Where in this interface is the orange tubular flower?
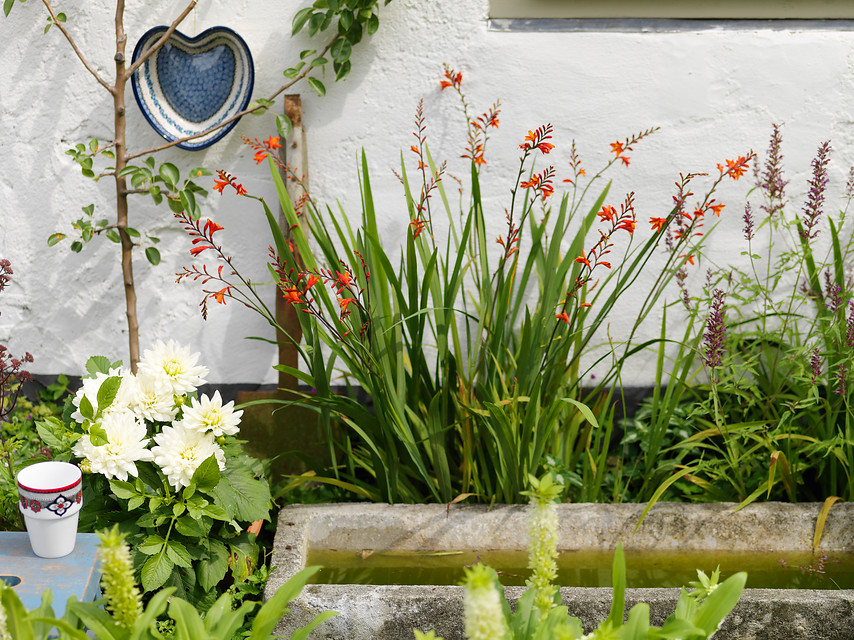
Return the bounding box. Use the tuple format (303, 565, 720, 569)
(304, 274, 320, 290)
(266, 135, 282, 150)
(282, 287, 304, 305)
(610, 141, 625, 156)
(338, 297, 357, 317)
(650, 217, 667, 233)
(709, 202, 725, 216)
(212, 288, 229, 304)
(213, 178, 229, 194)
(597, 206, 616, 222)
(204, 219, 223, 237)
(334, 271, 353, 293)
(681, 254, 696, 266)
(556, 311, 571, 323)
(575, 256, 591, 268)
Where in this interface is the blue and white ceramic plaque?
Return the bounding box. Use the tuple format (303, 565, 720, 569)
(131, 26, 254, 151)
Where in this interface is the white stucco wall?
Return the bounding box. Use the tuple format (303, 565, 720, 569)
(1, 0, 852, 384)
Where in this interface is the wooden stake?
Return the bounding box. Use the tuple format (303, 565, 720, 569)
(276, 95, 308, 391)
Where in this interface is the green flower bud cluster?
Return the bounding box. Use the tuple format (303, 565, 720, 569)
(522, 473, 562, 616)
(97, 525, 143, 629)
(462, 564, 510, 640)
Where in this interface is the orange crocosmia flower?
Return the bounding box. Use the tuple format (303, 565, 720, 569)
(282, 287, 304, 304)
(212, 287, 229, 304)
(266, 136, 282, 150)
(677, 209, 693, 221)
(204, 219, 224, 236)
(681, 254, 696, 266)
(555, 311, 571, 323)
(610, 141, 625, 156)
(726, 156, 749, 180)
(597, 205, 616, 222)
(599, 261, 612, 269)
(538, 142, 555, 154)
(410, 145, 419, 154)
(213, 178, 229, 194)
(338, 297, 357, 315)
(620, 156, 631, 167)
(709, 202, 725, 216)
(234, 183, 247, 196)
(520, 176, 540, 190)
(253, 150, 268, 164)
(649, 217, 667, 233)
(189, 245, 209, 257)
(575, 256, 591, 268)
(579, 302, 592, 308)
(618, 219, 636, 234)
(304, 274, 320, 290)
(334, 271, 352, 293)
(578, 168, 586, 177)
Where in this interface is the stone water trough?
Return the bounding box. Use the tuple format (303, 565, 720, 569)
(265, 502, 854, 639)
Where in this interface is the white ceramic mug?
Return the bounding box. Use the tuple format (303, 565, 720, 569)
(17, 461, 83, 558)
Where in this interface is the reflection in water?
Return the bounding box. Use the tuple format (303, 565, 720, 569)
(307, 548, 854, 590)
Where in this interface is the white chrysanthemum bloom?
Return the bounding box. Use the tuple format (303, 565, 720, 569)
(180, 390, 242, 437)
(70, 368, 132, 423)
(462, 564, 510, 640)
(128, 372, 179, 423)
(151, 422, 225, 489)
(137, 340, 209, 396)
(72, 410, 153, 481)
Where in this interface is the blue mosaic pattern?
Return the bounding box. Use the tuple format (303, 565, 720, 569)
(130, 26, 254, 151)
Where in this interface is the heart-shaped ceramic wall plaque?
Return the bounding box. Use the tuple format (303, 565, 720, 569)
(131, 26, 254, 151)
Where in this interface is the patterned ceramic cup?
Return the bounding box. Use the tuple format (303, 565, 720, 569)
(17, 461, 83, 558)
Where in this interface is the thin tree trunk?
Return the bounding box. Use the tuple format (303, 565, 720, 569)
(113, 0, 140, 372)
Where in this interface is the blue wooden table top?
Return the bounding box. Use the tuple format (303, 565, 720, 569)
(0, 531, 102, 619)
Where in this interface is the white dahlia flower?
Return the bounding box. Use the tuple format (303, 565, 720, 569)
(180, 390, 242, 437)
(128, 373, 179, 423)
(151, 423, 225, 489)
(137, 340, 208, 396)
(72, 410, 153, 481)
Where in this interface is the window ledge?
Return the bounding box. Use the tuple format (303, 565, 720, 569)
(488, 18, 854, 33)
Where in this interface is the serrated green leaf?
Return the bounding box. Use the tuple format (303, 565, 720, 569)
(139, 534, 166, 556)
(141, 553, 174, 591)
(307, 76, 326, 96)
(212, 464, 271, 522)
(198, 539, 229, 591)
(96, 376, 121, 410)
(86, 355, 113, 376)
(78, 395, 94, 420)
(166, 540, 193, 568)
(109, 479, 137, 500)
(175, 514, 207, 537)
(192, 454, 221, 492)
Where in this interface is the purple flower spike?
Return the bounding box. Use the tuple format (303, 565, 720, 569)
(702, 288, 727, 368)
(810, 346, 823, 385)
(743, 202, 755, 242)
(759, 123, 788, 217)
(802, 141, 832, 240)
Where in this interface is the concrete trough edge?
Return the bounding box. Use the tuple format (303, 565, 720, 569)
(266, 502, 854, 640)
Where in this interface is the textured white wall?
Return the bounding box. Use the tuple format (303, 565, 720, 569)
(1, 0, 852, 384)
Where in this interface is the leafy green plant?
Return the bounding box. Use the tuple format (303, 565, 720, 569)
(0, 527, 335, 640)
(413, 474, 747, 640)
(35, 345, 271, 608)
(631, 124, 854, 506)
(2, 0, 391, 369)
(177, 67, 750, 505)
